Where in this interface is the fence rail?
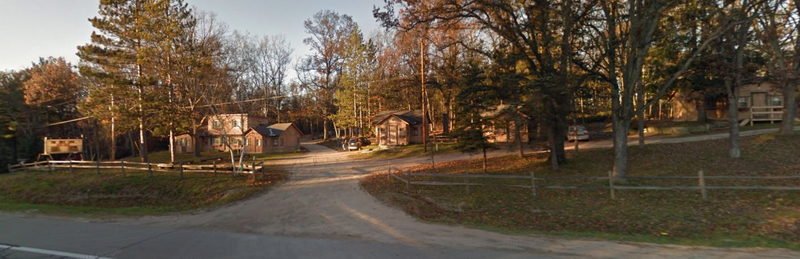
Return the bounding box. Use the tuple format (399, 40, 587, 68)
(386, 168, 800, 200)
(8, 159, 265, 175)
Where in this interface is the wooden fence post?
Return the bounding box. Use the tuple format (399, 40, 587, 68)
(147, 162, 153, 177)
(608, 171, 615, 200)
(68, 160, 74, 174)
(530, 171, 536, 198)
(95, 159, 100, 175)
(698, 170, 708, 201)
(179, 162, 184, 179)
(120, 161, 126, 175)
(213, 161, 217, 175)
(260, 162, 266, 182)
(405, 170, 411, 192)
(48, 159, 53, 172)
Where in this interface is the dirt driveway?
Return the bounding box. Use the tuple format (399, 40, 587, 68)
(120, 140, 800, 258)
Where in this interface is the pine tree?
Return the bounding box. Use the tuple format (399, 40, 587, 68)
(453, 60, 495, 173)
(77, 0, 195, 162)
(333, 25, 376, 137)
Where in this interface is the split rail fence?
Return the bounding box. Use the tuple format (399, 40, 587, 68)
(8, 159, 265, 175)
(386, 167, 800, 200)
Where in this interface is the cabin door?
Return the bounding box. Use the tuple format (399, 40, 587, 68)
(247, 136, 259, 153)
(752, 92, 767, 107)
(388, 125, 397, 145)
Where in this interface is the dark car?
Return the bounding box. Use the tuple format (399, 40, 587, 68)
(357, 137, 371, 146)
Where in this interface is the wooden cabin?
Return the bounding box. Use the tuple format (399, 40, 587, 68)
(669, 81, 799, 124)
(480, 104, 530, 143)
(174, 114, 302, 154)
(243, 123, 303, 153)
(372, 110, 426, 146)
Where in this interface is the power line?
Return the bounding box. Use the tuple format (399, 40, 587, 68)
(46, 95, 290, 127)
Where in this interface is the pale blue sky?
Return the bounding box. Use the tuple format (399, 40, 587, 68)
(0, 0, 384, 71)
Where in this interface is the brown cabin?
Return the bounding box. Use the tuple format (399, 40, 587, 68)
(174, 114, 303, 154)
(670, 81, 799, 124)
(480, 104, 530, 143)
(372, 110, 426, 146)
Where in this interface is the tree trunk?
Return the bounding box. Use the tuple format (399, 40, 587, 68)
(779, 82, 797, 135)
(482, 147, 487, 173)
(725, 78, 741, 158)
(551, 118, 567, 165)
(323, 119, 329, 140)
(612, 117, 630, 180)
(515, 119, 524, 157)
(637, 83, 646, 146)
(192, 122, 201, 157)
(697, 98, 708, 123)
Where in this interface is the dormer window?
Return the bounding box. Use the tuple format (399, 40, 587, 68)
(212, 119, 222, 130)
(232, 118, 241, 128)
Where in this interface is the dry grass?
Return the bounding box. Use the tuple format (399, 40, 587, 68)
(361, 133, 800, 249)
(0, 168, 287, 215)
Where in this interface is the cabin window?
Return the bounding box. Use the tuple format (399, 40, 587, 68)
(770, 96, 783, 106)
(213, 137, 221, 145)
(411, 126, 418, 136)
(257, 139, 261, 146)
(737, 97, 749, 108)
(273, 138, 280, 146)
(212, 119, 222, 130)
(244, 138, 248, 146)
(231, 118, 241, 128)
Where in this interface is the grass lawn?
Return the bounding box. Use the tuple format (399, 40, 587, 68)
(123, 149, 306, 164)
(361, 133, 800, 249)
(349, 143, 459, 160)
(0, 168, 287, 216)
(645, 119, 800, 137)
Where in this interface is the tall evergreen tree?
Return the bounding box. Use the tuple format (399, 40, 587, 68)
(77, 0, 194, 162)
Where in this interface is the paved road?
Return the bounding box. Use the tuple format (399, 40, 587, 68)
(2, 129, 799, 258)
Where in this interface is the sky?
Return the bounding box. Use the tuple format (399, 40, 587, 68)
(0, 0, 384, 72)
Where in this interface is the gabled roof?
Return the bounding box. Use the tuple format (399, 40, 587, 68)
(247, 122, 301, 137)
(372, 110, 425, 125)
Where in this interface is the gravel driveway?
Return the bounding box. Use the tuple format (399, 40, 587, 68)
(122, 140, 800, 258)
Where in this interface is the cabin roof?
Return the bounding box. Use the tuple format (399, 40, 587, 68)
(248, 122, 298, 137)
(372, 110, 425, 125)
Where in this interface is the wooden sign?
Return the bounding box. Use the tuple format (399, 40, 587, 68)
(43, 137, 83, 155)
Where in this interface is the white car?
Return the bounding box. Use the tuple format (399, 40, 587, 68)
(346, 139, 362, 151)
(567, 125, 590, 141)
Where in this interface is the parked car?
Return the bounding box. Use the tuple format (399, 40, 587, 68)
(346, 138, 362, 151)
(357, 137, 371, 146)
(567, 125, 590, 141)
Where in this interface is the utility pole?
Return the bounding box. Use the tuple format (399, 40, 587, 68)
(165, 2, 175, 164)
(420, 38, 428, 152)
(110, 94, 116, 160)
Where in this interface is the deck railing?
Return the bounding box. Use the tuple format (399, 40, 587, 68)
(749, 105, 783, 125)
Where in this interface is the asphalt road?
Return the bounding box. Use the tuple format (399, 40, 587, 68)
(0, 215, 552, 259)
